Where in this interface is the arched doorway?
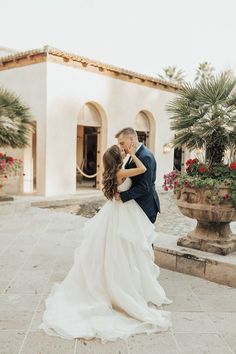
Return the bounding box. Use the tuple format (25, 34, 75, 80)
(134, 111, 155, 152)
(76, 102, 106, 189)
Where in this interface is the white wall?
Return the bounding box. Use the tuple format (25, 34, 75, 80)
(46, 61, 176, 194)
(0, 60, 176, 196)
(0, 63, 47, 195)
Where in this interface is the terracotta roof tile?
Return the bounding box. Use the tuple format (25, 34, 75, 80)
(0, 45, 180, 90)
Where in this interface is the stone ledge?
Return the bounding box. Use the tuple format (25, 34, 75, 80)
(154, 233, 236, 288)
(0, 199, 32, 215)
(0, 191, 104, 214)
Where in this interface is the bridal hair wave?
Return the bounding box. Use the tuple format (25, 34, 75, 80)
(102, 145, 123, 200)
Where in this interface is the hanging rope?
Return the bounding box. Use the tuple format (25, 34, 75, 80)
(76, 164, 99, 178)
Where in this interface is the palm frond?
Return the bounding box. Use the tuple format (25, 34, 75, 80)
(158, 66, 186, 84)
(166, 73, 236, 164)
(0, 88, 34, 148)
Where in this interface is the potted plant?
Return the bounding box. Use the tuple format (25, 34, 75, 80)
(0, 153, 23, 201)
(0, 88, 33, 200)
(164, 73, 236, 255)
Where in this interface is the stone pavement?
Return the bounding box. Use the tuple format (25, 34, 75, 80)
(0, 196, 236, 354)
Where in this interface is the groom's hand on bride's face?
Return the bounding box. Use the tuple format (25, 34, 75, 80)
(120, 148, 126, 159)
(127, 142, 136, 156)
(115, 192, 121, 201)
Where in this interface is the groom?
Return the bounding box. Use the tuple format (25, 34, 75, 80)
(115, 127, 160, 224)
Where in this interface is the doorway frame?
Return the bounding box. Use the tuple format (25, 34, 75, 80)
(77, 102, 107, 189)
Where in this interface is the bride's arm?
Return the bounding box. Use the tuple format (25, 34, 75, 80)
(117, 147, 146, 179)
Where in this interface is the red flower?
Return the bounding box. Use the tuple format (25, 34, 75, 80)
(186, 159, 193, 166)
(186, 166, 191, 173)
(0, 160, 6, 168)
(223, 194, 231, 200)
(198, 166, 207, 174)
(186, 158, 199, 166)
(229, 162, 236, 171)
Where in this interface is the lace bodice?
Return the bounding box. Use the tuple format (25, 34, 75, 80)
(117, 177, 132, 192)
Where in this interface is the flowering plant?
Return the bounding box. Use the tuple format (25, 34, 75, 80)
(164, 72, 236, 209)
(0, 153, 23, 184)
(163, 159, 236, 208)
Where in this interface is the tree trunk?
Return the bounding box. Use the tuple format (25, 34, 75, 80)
(205, 131, 225, 166)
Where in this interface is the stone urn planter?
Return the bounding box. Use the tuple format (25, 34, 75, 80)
(176, 185, 236, 255)
(0, 183, 14, 202)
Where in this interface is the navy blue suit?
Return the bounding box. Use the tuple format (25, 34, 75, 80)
(120, 144, 160, 224)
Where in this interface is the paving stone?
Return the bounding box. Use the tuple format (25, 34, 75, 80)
(0, 193, 235, 354)
(20, 330, 75, 354)
(76, 338, 129, 354)
(196, 294, 236, 312)
(208, 312, 236, 333)
(174, 332, 233, 354)
(221, 333, 236, 353)
(163, 294, 202, 312)
(172, 312, 216, 333)
(0, 330, 25, 354)
(0, 310, 33, 330)
(127, 332, 180, 354)
(0, 293, 41, 312)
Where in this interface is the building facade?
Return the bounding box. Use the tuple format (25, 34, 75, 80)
(0, 46, 179, 196)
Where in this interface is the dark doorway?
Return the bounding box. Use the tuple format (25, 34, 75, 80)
(136, 131, 149, 147)
(84, 127, 97, 176)
(76, 126, 98, 188)
(173, 147, 182, 171)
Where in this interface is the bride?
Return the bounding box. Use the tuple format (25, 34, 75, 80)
(40, 143, 172, 342)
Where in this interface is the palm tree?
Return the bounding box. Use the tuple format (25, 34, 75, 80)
(0, 88, 33, 148)
(195, 61, 215, 83)
(167, 73, 236, 167)
(158, 66, 185, 84)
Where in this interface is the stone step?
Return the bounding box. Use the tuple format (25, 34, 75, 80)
(0, 190, 104, 214)
(155, 233, 236, 288)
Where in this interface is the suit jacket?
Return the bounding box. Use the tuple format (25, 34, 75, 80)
(120, 144, 160, 223)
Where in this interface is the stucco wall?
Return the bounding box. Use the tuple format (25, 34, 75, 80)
(46, 61, 175, 195)
(0, 59, 176, 196)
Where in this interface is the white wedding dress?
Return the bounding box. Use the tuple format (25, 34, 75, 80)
(40, 177, 172, 342)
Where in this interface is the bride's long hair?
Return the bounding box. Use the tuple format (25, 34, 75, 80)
(102, 145, 123, 200)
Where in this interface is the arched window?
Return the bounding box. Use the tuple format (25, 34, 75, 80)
(134, 111, 150, 147)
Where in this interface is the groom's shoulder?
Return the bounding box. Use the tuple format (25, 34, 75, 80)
(140, 146, 156, 162)
(142, 145, 154, 158)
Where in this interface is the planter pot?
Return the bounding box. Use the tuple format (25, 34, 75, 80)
(176, 185, 236, 255)
(0, 183, 14, 202)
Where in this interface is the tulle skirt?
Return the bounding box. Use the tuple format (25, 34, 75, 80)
(40, 199, 172, 342)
